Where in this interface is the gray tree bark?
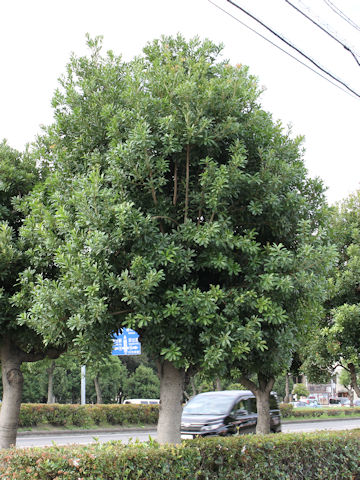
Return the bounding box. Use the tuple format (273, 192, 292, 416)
(47, 360, 56, 404)
(240, 373, 275, 435)
(157, 360, 185, 444)
(0, 339, 24, 449)
(0, 337, 63, 449)
(349, 363, 360, 398)
(284, 373, 290, 403)
(94, 375, 103, 404)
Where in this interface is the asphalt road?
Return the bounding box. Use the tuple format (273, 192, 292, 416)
(15, 418, 360, 448)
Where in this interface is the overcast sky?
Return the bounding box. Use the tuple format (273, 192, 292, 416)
(1, 0, 359, 204)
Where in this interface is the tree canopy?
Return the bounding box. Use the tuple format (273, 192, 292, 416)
(14, 34, 335, 442)
(303, 192, 360, 398)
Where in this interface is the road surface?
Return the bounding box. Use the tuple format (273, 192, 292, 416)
(16, 418, 360, 448)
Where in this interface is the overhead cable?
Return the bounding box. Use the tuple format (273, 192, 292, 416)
(284, 0, 360, 67)
(323, 0, 360, 33)
(225, 0, 360, 98)
(207, 0, 359, 100)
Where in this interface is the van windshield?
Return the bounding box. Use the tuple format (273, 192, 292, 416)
(183, 394, 236, 415)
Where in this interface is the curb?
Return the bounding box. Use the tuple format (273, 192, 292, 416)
(17, 426, 157, 437)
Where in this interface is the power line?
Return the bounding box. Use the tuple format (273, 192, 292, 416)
(225, 0, 360, 98)
(323, 0, 360, 33)
(207, 0, 359, 100)
(284, 0, 360, 67)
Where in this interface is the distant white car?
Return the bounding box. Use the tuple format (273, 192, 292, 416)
(123, 398, 160, 405)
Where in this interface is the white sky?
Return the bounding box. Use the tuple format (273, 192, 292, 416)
(1, 0, 359, 204)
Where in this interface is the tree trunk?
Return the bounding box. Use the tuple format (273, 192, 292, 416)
(215, 377, 222, 391)
(0, 339, 24, 449)
(349, 363, 360, 398)
(240, 373, 275, 435)
(190, 376, 197, 397)
(94, 375, 103, 404)
(157, 360, 185, 444)
(255, 388, 272, 434)
(47, 360, 56, 404)
(349, 388, 354, 407)
(284, 373, 290, 403)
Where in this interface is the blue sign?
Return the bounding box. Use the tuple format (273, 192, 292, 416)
(112, 328, 141, 356)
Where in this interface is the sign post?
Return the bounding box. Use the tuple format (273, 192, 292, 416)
(81, 365, 86, 405)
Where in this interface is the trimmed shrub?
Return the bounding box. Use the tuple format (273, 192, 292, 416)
(279, 403, 360, 419)
(279, 402, 293, 418)
(1, 430, 360, 479)
(16, 403, 159, 429)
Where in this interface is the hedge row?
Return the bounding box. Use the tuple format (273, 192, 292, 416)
(17, 404, 159, 428)
(1, 430, 360, 479)
(279, 403, 360, 418)
(15, 402, 360, 428)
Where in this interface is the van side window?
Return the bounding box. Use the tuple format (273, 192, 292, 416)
(231, 399, 249, 416)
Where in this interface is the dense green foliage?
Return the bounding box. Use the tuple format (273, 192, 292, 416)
(2, 431, 360, 479)
(292, 383, 309, 398)
(0, 141, 40, 347)
(18, 355, 159, 404)
(302, 191, 360, 395)
(12, 402, 360, 426)
(14, 35, 335, 413)
(279, 403, 360, 418)
(16, 403, 159, 428)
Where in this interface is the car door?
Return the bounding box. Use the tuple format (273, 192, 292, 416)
(229, 397, 256, 435)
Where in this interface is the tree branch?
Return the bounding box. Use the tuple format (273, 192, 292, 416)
(151, 215, 179, 226)
(173, 160, 178, 206)
(184, 144, 190, 222)
(109, 309, 133, 316)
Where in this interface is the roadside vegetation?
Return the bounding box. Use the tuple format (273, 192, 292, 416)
(0, 32, 359, 454)
(2, 431, 360, 480)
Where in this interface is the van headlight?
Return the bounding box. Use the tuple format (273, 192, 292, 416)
(201, 423, 223, 432)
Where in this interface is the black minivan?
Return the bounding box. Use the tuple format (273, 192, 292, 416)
(181, 390, 281, 438)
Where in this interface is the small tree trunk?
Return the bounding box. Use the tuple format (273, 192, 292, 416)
(215, 377, 222, 391)
(284, 373, 290, 403)
(190, 376, 197, 397)
(349, 363, 360, 398)
(47, 360, 56, 404)
(255, 389, 272, 434)
(349, 389, 354, 407)
(0, 339, 24, 449)
(157, 360, 185, 444)
(240, 373, 275, 435)
(94, 375, 103, 404)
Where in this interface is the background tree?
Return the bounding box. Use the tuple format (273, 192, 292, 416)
(292, 383, 309, 399)
(17, 35, 334, 442)
(302, 192, 360, 401)
(0, 141, 66, 448)
(338, 369, 357, 406)
(122, 364, 160, 400)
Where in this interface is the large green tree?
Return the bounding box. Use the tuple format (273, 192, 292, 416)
(303, 192, 360, 399)
(0, 141, 64, 448)
(16, 35, 334, 442)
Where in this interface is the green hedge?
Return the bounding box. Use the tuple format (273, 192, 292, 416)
(279, 403, 360, 419)
(15, 403, 360, 428)
(17, 404, 159, 428)
(1, 430, 360, 479)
